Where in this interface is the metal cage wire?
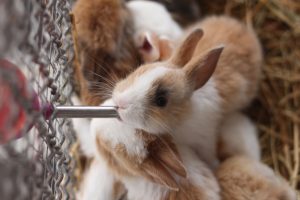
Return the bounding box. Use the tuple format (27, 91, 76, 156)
(0, 0, 76, 199)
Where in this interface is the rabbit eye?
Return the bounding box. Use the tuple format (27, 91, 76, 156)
(154, 88, 168, 107)
(156, 96, 167, 107)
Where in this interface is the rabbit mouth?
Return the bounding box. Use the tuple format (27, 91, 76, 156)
(117, 114, 123, 122)
(115, 108, 123, 122)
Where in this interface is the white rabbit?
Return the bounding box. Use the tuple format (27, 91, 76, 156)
(127, 0, 183, 63)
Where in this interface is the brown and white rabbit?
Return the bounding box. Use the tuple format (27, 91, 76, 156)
(217, 156, 297, 200)
(72, 0, 141, 106)
(216, 111, 296, 200)
(90, 16, 262, 198)
(91, 99, 220, 200)
(78, 14, 262, 199)
(106, 16, 262, 168)
(127, 0, 183, 63)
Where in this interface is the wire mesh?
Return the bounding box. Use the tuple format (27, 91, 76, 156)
(0, 0, 76, 199)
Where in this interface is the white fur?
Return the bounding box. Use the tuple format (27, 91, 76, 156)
(90, 100, 167, 200)
(116, 66, 170, 104)
(91, 99, 147, 159)
(127, 0, 182, 41)
(71, 96, 96, 157)
(92, 116, 169, 200)
(140, 31, 161, 61)
(123, 176, 168, 200)
(72, 97, 123, 200)
(121, 145, 220, 200)
(113, 66, 173, 133)
(219, 112, 261, 160)
(77, 157, 120, 200)
(178, 146, 221, 200)
(174, 78, 222, 168)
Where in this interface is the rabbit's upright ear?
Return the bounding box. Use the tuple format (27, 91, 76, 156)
(184, 45, 224, 90)
(158, 37, 174, 61)
(136, 31, 160, 63)
(170, 29, 203, 67)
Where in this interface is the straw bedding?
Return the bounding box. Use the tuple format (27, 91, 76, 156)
(197, 0, 300, 195)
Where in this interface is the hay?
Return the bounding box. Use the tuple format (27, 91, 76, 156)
(198, 0, 300, 195)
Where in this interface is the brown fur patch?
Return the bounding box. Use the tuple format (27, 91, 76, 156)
(187, 16, 263, 113)
(170, 29, 203, 67)
(163, 161, 220, 200)
(164, 181, 207, 200)
(114, 62, 193, 133)
(217, 137, 233, 162)
(216, 156, 297, 200)
(95, 128, 221, 199)
(144, 71, 192, 131)
(159, 38, 174, 61)
(138, 132, 187, 178)
(112, 179, 127, 200)
(72, 0, 141, 106)
(95, 136, 132, 178)
(95, 129, 188, 191)
(184, 46, 224, 90)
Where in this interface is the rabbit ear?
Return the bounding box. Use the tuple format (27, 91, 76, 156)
(153, 136, 187, 178)
(158, 37, 174, 61)
(142, 157, 179, 191)
(139, 131, 187, 178)
(136, 31, 160, 63)
(184, 45, 224, 90)
(136, 131, 185, 190)
(170, 29, 203, 67)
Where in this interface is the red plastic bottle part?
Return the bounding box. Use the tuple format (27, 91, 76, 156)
(0, 59, 41, 144)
